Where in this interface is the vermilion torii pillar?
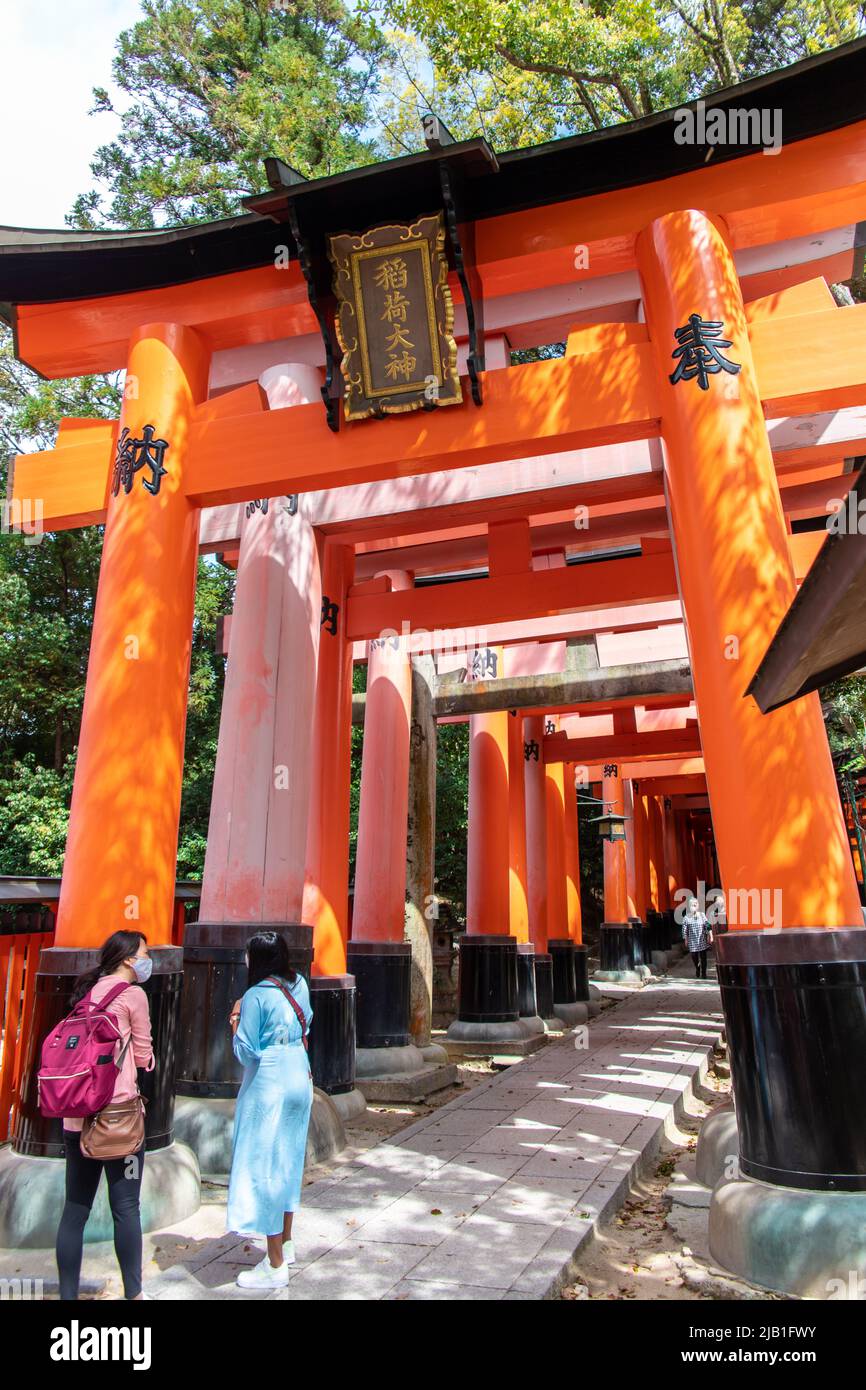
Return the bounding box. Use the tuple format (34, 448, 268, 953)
(507, 710, 544, 1031)
(628, 780, 649, 923)
(507, 711, 530, 946)
(523, 714, 557, 1025)
(349, 576, 453, 1092)
(563, 762, 592, 1010)
(349, 570, 416, 1075)
(448, 651, 543, 1053)
(598, 763, 645, 979)
(176, 366, 329, 1122)
(14, 323, 208, 1196)
(544, 722, 584, 1023)
(302, 538, 360, 1104)
(638, 209, 865, 1202)
(304, 540, 354, 978)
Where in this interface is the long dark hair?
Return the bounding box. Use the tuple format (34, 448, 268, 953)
(246, 930, 297, 989)
(70, 930, 148, 1007)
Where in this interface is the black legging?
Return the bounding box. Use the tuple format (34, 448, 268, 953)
(56, 1130, 145, 1300)
(691, 949, 708, 979)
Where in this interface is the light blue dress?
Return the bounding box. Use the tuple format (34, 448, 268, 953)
(226, 975, 314, 1235)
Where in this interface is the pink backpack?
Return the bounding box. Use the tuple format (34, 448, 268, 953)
(37, 982, 132, 1119)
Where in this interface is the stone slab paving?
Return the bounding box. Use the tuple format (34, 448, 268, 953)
(143, 964, 723, 1301)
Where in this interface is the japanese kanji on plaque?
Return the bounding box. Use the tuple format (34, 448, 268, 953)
(328, 212, 462, 421)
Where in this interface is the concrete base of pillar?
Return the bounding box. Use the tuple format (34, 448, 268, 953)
(543, 1015, 567, 1033)
(355, 1043, 425, 1077)
(552, 1001, 589, 1026)
(586, 983, 603, 1017)
(420, 1042, 451, 1066)
(651, 950, 670, 973)
(327, 1088, 368, 1124)
(443, 1018, 547, 1059)
(592, 968, 648, 986)
(173, 1089, 347, 1174)
(0, 1141, 200, 1250)
(519, 1015, 546, 1039)
(695, 1103, 739, 1189)
(708, 1173, 866, 1298)
(354, 1044, 457, 1102)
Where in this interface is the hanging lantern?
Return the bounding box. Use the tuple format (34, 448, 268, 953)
(590, 812, 628, 842)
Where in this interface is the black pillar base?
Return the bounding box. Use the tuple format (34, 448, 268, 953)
(309, 974, 356, 1096)
(628, 917, 651, 968)
(176, 921, 313, 1099)
(646, 910, 666, 956)
(455, 935, 518, 1023)
(663, 908, 678, 949)
(548, 938, 578, 1005)
(573, 944, 590, 1002)
(13, 945, 183, 1159)
(533, 952, 555, 1019)
(718, 928, 866, 1191)
(347, 941, 412, 1047)
(599, 923, 638, 973)
(516, 943, 539, 1018)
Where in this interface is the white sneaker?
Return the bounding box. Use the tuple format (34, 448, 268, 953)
(283, 1239, 296, 1266)
(236, 1256, 289, 1289)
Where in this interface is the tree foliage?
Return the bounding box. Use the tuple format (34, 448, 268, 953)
(369, 0, 866, 153)
(70, 0, 387, 228)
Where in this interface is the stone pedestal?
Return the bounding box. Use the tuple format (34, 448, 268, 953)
(548, 937, 588, 1026)
(532, 952, 563, 1032)
(445, 935, 545, 1057)
(717, 928, 866, 1190)
(593, 922, 649, 984)
(704, 928, 866, 1297)
(308, 974, 365, 1119)
(173, 1087, 346, 1176)
(515, 943, 547, 1043)
(349, 941, 456, 1097)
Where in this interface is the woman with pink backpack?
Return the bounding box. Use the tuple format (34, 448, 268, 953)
(50, 930, 155, 1300)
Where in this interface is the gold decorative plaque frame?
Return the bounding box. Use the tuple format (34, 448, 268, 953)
(328, 211, 462, 421)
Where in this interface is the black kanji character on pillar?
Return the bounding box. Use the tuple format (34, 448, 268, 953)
(471, 649, 498, 679)
(545, 719, 555, 735)
(111, 425, 170, 498)
(669, 315, 741, 391)
(603, 763, 619, 778)
(321, 596, 339, 635)
(524, 740, 540, 762)
(245, 498, 270, 519)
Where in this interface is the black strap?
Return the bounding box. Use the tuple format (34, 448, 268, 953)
(265, 976, 307, 1038)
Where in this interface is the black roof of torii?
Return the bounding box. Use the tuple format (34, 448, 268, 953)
(1, 37, 865, 310)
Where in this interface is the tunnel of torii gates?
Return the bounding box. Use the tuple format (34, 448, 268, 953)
(3, 42, 866, 1241)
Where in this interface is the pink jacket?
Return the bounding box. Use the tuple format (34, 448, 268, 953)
(63, 976, 155, 1132)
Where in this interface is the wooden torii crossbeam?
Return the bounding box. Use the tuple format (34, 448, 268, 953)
(11, 302, 866, 526)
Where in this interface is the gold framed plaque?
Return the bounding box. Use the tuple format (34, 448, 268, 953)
(328, 212, 462, 421)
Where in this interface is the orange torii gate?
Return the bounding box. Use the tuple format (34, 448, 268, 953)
(2, 42, 866, 1275)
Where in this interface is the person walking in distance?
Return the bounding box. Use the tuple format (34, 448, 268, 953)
(682, 896, 712, 979)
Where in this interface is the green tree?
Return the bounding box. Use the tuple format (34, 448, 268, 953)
(70, 0, 387, 228)
(369, 1, 865, 153)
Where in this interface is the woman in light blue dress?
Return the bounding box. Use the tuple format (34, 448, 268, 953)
(227, 930, 313, 1290)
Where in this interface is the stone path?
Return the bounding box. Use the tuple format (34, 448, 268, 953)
(144, 962, 724, 1301)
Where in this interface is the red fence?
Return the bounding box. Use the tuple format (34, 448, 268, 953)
(0, 911, 55, 1142)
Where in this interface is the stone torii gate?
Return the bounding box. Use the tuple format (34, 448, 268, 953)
(2, 43, 866, 1284)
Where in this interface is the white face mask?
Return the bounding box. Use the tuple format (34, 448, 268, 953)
(131, 956, 153, 984)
